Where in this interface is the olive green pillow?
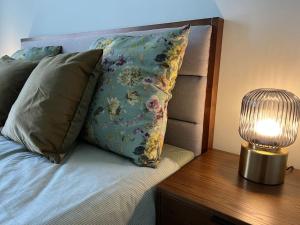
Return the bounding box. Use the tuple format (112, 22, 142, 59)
(0, 56, 38, 126)
(1, 49, 103, 163)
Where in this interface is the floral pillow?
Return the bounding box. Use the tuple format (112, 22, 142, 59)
(83, 25, 190, 167)
(11, 46, 62, 61)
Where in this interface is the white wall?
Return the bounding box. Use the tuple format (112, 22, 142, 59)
(1, 0, 300, 168)
(214, 0, 300, 169)
(0, 0, 220, 55)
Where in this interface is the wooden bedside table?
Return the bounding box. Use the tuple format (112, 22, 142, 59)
(156, 149, 300, 225)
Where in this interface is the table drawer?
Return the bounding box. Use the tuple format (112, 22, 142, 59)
(157, 190, 248, 225)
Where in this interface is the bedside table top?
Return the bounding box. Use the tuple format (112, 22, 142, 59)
(157, 149, 300, 225)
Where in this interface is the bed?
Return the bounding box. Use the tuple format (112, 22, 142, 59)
(0, 17, 223, 225)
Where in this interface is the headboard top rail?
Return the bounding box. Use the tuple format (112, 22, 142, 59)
(22, 17, 222, 43)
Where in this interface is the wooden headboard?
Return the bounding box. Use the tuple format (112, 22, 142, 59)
(21, 17, 224, 155)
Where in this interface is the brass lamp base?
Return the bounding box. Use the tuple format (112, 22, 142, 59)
(239, 143, 288, 185)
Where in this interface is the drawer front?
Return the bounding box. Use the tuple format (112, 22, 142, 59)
(157, 191, 247, 225)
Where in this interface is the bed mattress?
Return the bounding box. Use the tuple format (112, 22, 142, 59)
(0, 133, 194, 225)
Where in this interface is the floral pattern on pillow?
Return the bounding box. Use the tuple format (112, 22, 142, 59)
(11, 46, 62, 61)
(83, 25, 190, 167)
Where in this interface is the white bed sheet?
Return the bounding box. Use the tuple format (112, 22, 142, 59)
(0, 134, 194, 225)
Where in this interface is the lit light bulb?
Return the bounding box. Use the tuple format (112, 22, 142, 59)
(254, 119, 281, 137)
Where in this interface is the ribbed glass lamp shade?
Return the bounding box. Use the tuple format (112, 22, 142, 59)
(239, 88, 300, 149)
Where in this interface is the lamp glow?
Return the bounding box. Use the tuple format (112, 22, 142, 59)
(254, 119, 281, 137)
(239, 88, 300, 149)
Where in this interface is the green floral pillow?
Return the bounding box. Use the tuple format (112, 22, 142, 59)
(11, 46, 62, 61)
(83, 26, 190, 167)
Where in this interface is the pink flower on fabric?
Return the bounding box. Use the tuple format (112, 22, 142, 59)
(116, 55, 126, 66)
(146, 95, 161, 112)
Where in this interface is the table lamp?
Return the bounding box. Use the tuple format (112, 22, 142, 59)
(238, 88, 300, 185)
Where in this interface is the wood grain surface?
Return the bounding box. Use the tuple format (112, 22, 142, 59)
(157, 149, 300, 225)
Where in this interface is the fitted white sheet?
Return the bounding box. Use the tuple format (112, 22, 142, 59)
(0, 134, 194, 225)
